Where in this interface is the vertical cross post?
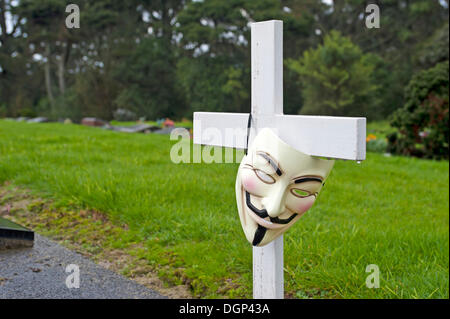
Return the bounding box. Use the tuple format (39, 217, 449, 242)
(250, 20, 284, 299)
(193, 19, 366, 300)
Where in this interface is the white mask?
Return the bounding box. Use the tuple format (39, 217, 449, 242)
(235, 128, 334, 246)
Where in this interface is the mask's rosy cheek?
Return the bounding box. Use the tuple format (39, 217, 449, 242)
(242, 175, 258, 193)
(297, 196, 316, 214)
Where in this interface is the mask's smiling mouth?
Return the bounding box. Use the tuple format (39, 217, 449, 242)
(244, 191, 297, 230)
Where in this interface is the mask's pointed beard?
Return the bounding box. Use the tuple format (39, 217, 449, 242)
(252, 225, 267, 246)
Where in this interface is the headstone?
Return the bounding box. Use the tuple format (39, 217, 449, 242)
(113, 108, 137, 122)
(81, 117, 108, 127)
(109, 123, 159, 133)
(0, 217, 34, 250)
(27, 117, 49, 123)
(153, 127, 176, 135)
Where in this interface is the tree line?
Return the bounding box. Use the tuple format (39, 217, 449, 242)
(0, 0, 448, 122)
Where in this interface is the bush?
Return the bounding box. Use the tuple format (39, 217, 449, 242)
(18, 107, 37, 118)
(367, 138, 388, 153)
(388, 61, 449, 159)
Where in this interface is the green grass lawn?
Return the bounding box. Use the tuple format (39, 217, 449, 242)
(0, 120, 448, 298)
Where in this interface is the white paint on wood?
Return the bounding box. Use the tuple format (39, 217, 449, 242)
(253, 235, 284, 299)
(250, 20, 285, 301)
(272, 114, 366, 160)
(251, 20, 283, 116)
(193, 112, 249, 148)
(193, 112, 366, 160)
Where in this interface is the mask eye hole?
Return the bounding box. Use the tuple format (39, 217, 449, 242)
(254, 169, 275, 184)
(291, 188, 314, 198)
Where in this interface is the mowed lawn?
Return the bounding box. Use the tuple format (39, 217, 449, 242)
(0, 120, 448, 298)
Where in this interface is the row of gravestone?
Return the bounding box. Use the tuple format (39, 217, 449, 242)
(81, 117, 188, 135)
(5, 116, 190, 136)
(10, 116, 50, 123)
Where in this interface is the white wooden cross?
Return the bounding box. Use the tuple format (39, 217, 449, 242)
(193, 20, 366, 299)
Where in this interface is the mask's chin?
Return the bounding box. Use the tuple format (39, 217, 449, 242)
(238, 185, 301, 247)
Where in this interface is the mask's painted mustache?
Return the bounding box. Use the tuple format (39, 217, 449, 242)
(270, 214, 297, 224)
(245, 191, 298, 224)
(245, 191, 268, 218)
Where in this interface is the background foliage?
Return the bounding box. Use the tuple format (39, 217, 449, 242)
(389, 61, 449, 159)
(0, 0, 449, 156)
(287, 31, 378, 117)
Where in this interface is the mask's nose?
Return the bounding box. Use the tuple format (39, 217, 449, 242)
(261, 185, 287, 218)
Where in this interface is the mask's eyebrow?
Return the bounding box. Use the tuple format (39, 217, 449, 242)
(294, 176, 323, 184)
(257, 152, 282, 176)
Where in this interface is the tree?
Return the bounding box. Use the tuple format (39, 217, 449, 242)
(138, 0, 187, 44)
(176, 0, 318, 115)
(415, 22, 449, 69)
(1, 0, 448, 122)
(0, 0, 34, 115)
(312, 0, 449, 117)
(114, 38, 186, 119)
(287, 31, 378, 117)
(17, 0, 70, 115)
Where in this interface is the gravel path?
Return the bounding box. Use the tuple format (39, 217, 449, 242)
(0, 234, 166, 299)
